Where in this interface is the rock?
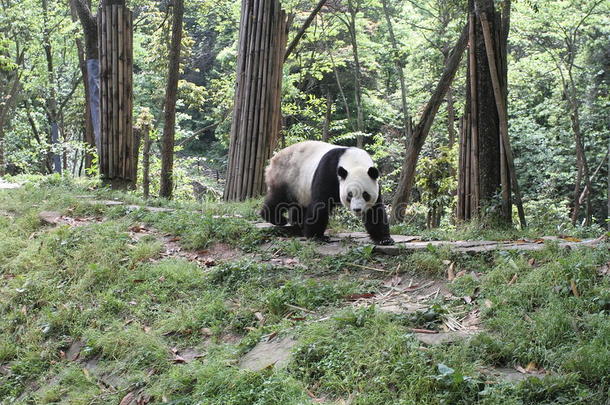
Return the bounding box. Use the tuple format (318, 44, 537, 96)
(39, 211, 63, 225)
(413, 331, 473, 345)
(238, 336, 296, 371)
(315, 244, 349, 256)
(66, 340, 85, 361)
(377, 302, 427, 315)
(479, 367, 538, 383)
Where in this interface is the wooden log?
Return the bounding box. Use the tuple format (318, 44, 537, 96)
(479, 12, 527, 228)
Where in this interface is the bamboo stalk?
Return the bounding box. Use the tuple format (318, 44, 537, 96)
(225, 0, 250, 200)
(479, 12, 527, 228)
(235, 0, 258, 200)
(246, 0, 267, 198)
(98, 6, 107, 175)
(252, 0, 273, 196)
(118, 7, 124, 178)
(465, 113, 471, 220)
(127, 10, 134, 181)
(468, 12, 479, 215)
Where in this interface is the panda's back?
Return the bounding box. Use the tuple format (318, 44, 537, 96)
(266, 141, 345, 205)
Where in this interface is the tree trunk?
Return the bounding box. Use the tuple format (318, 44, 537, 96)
(223, 0, 288, 201)
(390, 24, 468, 223)
(42, 0, 61, 173)
(456, 0, 519, 225)
(142, 126, 152, 198)
(322, 87, 332, 141)
(284, 0, 327, 61)
(381, 0, 412, 140)
(71, 0, 99, 168)
(159, 0, 184, 199)
(346, 0, 364, 148)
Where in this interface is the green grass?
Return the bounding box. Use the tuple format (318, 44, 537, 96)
(1, 178, 609, 404)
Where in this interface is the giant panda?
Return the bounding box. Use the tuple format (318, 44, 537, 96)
(261, 141, 395, 245)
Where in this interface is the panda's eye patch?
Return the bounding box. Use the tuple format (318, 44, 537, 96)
(363, 192, 371, 202)
(347, 191, 353, 199)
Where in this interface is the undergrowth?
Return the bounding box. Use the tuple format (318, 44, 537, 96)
(0, 179, 609, 404)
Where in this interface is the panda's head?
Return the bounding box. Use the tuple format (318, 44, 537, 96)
(337, 165, 379, 215)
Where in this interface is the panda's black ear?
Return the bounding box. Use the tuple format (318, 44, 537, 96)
(368, 167, 380, 180)
(337, 166, 348, 180)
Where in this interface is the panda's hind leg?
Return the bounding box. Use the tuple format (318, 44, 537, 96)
(260, 184, 290, 226)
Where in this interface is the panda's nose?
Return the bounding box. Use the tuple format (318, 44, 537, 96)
(353, 208, 362, 214)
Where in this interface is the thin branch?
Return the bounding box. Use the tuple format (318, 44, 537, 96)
(284, 0, 328, 61)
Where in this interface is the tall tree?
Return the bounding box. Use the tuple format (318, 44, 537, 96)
(381, 0, 412, 142)
(391, 24, 468, 223)
(42, 0, 61, 173)
(159, 0, 185, 199)
(71, 0, 100, 169)
(456, 0, 525, 225)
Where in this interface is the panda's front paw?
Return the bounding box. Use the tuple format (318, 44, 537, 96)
(375, 237, 395, 246)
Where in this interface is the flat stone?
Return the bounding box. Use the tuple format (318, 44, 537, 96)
(39, 211, 63, 225)
(480, 367, 537, 383)
(315, 244, 350, 256)
(238, 336, 296, 371)
(413, 331, 473, 345)
(66, 340, 85, 361)
(377, 302, 427, 314)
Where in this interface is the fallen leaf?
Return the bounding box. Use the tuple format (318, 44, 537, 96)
(169, 236, 181, 242)
(172, 355, 187, 364)
(528, 258, 536, 267)
(201, 328, 213, 336)
(525, 362, 538, 373)
(508, 274, 518, 285)
(561, 236, 581, 242)
(515, 365, 527, 374)
(483, 299, 493, 308)
(455, 270, 466, 278)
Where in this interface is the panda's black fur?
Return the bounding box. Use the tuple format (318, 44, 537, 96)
(261, 141, 394, 245)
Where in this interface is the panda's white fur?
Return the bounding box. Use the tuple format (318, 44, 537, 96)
(265, 141, 377, 212)
(262, 141, 394, 245)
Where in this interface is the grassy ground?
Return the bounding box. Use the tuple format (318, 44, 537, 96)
(1, 177, 609, 404)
